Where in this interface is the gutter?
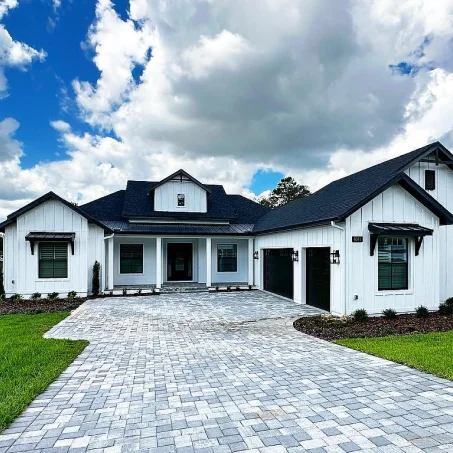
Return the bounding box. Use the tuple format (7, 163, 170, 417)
(103, 233, 115, 241)
(331, 221, 347, 315)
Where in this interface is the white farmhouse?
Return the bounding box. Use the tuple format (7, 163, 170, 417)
(2, 142, 453, 315)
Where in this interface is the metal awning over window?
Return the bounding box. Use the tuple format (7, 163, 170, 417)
(368, 223, 433, 257)
(25, 232, 75, 255)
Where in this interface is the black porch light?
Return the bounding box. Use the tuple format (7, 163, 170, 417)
(292, 250, 299, 262)
(330, 250, 340, 264)
(253, 251, 259, 260)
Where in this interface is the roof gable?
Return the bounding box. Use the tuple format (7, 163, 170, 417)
(254, 142, 453, 233)
(0, 192, 112, 233)
(150, 169, 212, 194)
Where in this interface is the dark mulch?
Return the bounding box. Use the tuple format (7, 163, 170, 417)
(293, 313, 453, 341)
(0, 298, 87, 315)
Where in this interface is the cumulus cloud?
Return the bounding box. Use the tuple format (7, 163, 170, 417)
(0, 0, 46, 95)
(2, 0, 453, 219)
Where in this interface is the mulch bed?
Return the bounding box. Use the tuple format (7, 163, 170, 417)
(293, 313, 453, 341)
(0, 298, 87, 315)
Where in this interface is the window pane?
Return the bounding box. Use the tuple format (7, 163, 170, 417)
(218, 244, 237, 272)
(39, 242, 68, 279)
(120, 244, 143, 274)
(378, 237, 408, 290)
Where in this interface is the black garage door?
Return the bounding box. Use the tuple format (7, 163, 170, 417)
(263, 249, 294, 299)
(306, 247, 331, 311)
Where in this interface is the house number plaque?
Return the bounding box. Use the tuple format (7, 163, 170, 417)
(352, 236, 363, 243)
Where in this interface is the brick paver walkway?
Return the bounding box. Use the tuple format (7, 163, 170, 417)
(1, 292, 453, 453)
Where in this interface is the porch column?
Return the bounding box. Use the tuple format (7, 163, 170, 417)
(248, 238, 254, 286)
(156, 237, 162, 289)
(108, 236, 114, 290)
(206, 237, 212, 287)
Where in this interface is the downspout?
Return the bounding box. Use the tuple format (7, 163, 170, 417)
(331, 221, 347, 315)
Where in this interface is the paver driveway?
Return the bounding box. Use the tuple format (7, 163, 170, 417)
(1, 292, 453, 453)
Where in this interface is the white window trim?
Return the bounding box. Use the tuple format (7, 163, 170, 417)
(375, 236, 414, 295)
(217, 243, 238, 274)
(119, 243, 145, 275)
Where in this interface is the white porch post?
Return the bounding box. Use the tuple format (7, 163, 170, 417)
(248, 238, 254, 286)
(108, 236, 114, 290)
(156, 237, 162, 289)
(206, 237, 212, 287)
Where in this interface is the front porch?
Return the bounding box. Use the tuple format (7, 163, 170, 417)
(104, 236, 254, 290)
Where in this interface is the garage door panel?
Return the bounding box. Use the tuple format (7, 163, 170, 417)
(306, 247, 330, 311)
(263, 249, 294, 299)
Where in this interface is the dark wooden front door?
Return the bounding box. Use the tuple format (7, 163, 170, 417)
(263, 248, 294, 299)
(306, 247, 331, 311)
(167, 243, 193, 281)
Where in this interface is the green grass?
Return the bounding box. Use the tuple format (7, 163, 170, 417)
(0, 313, 88, 430)
(336, 331, 453, 381)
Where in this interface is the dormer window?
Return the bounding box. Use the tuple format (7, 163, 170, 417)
(177, 194, 185, 207)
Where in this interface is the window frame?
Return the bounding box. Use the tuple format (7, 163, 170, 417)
(425, 169, 436, 191)
(177, 194, 185, 207)
(217, 244, 238, 273)
(119, 243, 144, 275)
(377, 236, 410, 292)
(38, 242, 69, 280)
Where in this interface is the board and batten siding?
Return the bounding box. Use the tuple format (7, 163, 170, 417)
(154, 180, 207, 213)
(87, 224, 105, 293)
(406, 162, 453, 301)
(345, 184, 439, 315)
(4, 199, 90, 297)
(254, 225, 345, 314)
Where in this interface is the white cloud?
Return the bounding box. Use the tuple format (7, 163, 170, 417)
(50, 120, 71, 133)
(0, 1, 46, 96)
(3, 0, 453, 219)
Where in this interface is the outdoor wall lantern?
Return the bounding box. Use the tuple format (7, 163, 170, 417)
(292, 250, 299, 262)
(253, 251, 259, 260)
(330, 250, 340, 264)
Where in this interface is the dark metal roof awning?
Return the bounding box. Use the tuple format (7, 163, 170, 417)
(25, 232, 75, 255)
(368, 223, 433, 257)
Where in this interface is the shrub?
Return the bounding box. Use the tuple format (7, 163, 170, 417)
(439, 301, 453, 315)
(67, 291, 77, 300)
(382, 308, 397, 319)
(9, 293, 23, 302)
(92, 261, 100, 296)
(122, 288, 127, 296)
(352, 309, 369, 323)
(415, 305, 429, 318)
(0, 270, 4, 300)
(47, 292, 59, 301)
(30, 292, 42, 300)
(445, 297, 453, 307)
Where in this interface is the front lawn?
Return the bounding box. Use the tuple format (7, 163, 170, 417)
(336, 331, 453, 380)
(0, 313, 88, 431)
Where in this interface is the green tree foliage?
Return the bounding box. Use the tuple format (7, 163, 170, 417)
(258, 176, 311, 208)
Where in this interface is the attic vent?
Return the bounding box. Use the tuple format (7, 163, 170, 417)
(425, 170, 435, 191)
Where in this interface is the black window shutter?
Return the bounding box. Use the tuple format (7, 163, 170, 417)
(425, 170, 435, 191)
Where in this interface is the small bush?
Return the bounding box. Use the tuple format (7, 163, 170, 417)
(10, 293, 23, 302)
(30, 292, 42, 300)
(47, 292, 59, 301)
(416, 305, 429, 318)
(445, 297, 453, 307)
(0, 270, 4, 300)
(67, 291, 77, 300)
(92, 261, 100, 296)
(382, 308, 397, 319)
(352, 309, 369, 323)
(122, 288, 127, 296)
(439, 301, 453, 315)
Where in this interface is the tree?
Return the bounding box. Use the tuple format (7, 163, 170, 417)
(258, 176, 311, 208)
(92, 261, 100, 296)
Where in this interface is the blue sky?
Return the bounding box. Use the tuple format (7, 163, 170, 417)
(1, 0, 453, 219)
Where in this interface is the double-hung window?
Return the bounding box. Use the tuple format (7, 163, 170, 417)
(39, 242, 68, 279)
(218, 244, 237, 272)
(378, 237, 408, 291)
(120, 244, 144, 274)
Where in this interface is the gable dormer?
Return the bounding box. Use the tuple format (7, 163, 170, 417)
(151, 170, 211, 213)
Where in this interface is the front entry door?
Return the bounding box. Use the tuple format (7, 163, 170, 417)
(167, 243, 193, 281)
(306, 247, 331, 311)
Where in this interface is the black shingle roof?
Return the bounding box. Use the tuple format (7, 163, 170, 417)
(254, 142, 453, 232)
(80, 190, 126, 221)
